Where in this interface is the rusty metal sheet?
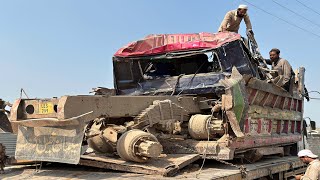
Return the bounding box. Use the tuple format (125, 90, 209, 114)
(231, 135, 301, 149)
(14, 112, 90, 165)
(79, 153, 200, 177)
(11, 98, 59, 120)
(57, 95, 202, 120)
(15, 124, 84, 164)
(10, 96, 203, 122)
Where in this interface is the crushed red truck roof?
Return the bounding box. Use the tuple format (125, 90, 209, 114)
(114, 32, 241, 57)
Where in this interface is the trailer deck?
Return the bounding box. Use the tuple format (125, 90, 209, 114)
(1, 156, 306, 180)
(79, 153, 200, 177)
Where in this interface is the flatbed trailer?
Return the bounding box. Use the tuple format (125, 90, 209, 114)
(4, 32, 309, 180)
(1, 130, 307, 179)
(2, 156, 306, 180)
(197, 156, 306, 180)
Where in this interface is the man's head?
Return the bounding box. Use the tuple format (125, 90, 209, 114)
(269, 48, 281, 62)
(237, 5, 248, 17)
(298, 149, 318, 164)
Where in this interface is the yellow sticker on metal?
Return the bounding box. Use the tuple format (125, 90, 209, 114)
(39, 102, 54, 114)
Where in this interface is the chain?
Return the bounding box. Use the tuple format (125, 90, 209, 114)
(196, 113, 212, 178)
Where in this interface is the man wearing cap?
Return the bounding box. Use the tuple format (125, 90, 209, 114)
(218, 5, 253, 34)
(266, 48, 293, 92)
(295, 149, 320, 180)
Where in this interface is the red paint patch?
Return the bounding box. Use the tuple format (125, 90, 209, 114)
(257, 119, 262, 134)
(298, 100, 302, 112)
(279, 97, 285, 109)
(282, 120, 289, 133)
(277, 120, 281, 134)
(291, 121, 295, 133)
(244, 118, 249, 134)
(296, 121, 302, 133)
(268, 119, 272, 133)
(293, 99, 297, 111)
(287, 98, 292, 110)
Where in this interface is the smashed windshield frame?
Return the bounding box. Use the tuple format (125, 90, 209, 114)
(113, 39, 260, 96)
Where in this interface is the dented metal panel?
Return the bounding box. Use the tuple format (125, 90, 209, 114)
(14, 112, 91, 164)
(80, 153, 200, 177)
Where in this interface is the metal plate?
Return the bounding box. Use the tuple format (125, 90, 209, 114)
(80, 153, 200, 177)
(15, 124, 85, 164)
(38, 102, 54, 114)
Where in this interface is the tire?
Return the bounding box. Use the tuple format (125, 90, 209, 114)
(116, 129, 159, 163)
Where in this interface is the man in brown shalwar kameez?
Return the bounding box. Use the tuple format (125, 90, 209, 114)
(266, 48, 293, 91)
(218, 4, 253, 34)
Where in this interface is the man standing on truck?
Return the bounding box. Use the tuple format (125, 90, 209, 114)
(266, 48, 293, 92)
(218, 5, 253, 34)
(295, 149, 320, 180)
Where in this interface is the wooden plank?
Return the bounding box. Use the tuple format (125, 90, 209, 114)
(79, 153, 200, 177)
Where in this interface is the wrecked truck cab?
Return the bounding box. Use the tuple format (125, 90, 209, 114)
(10, 32, 306, 165)
(113, 33, 260, 96)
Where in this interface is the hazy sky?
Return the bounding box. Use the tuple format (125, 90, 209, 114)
(1, 0, 320, 124)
